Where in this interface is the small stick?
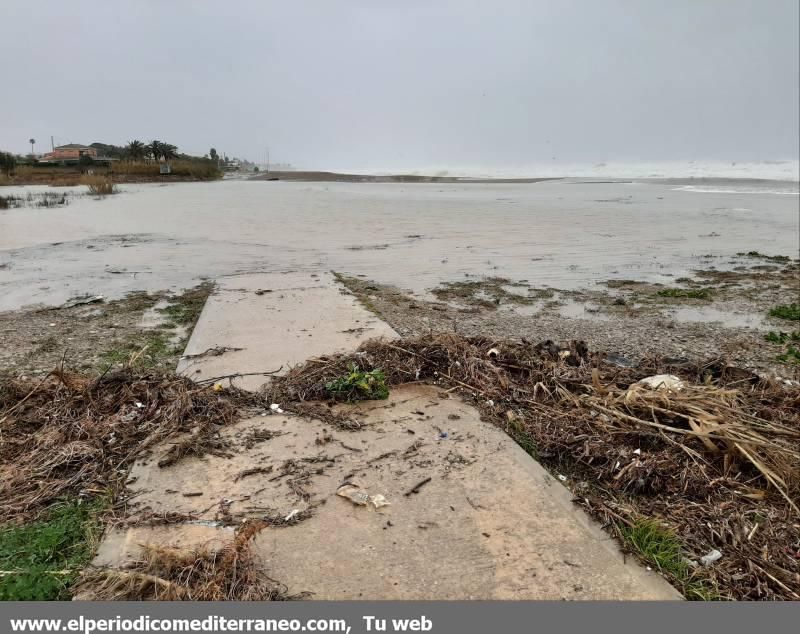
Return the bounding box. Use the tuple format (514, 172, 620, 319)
(181, 346, 244, 360)
(197, 368, 283, 384)
(404, 476, 432, 497)
(383, 342, 486, 395)
(367, 450, 397, 464)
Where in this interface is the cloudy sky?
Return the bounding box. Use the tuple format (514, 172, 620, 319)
(1, 0, 797, 169)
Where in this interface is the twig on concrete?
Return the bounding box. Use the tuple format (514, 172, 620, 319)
(196, 368, 283, 385)
(404, 477, 432, 497)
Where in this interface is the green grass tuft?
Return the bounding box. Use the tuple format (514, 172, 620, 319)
(508, 426, 539, 460)
(769, 303, 800, 321)
(620, 518, 717, 600)
(0, 499, 106, 600)
(777, 345, 800, 365)
(156, 282, 213, 327)
(764, 331, 800, 344)
(98, 330, 176, 370)
(656, 287, 714, 300)
(326, 364, 389, 401)
(622, 519, 687, 575)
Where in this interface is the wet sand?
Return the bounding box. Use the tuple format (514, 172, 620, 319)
(0, 178, 797, 312)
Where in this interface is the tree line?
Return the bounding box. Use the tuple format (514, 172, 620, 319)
(101, 140, 179, 162)
(1, 140, 220, 173)
(0, 151, 16, 176)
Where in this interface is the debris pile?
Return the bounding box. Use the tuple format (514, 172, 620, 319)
(2, 334, 799, 600)
(268, 334, 800, 600)
(74, 521, 304, 601)
(0, 369, 261, 523)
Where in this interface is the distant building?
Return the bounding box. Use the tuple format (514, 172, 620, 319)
(41, 144, 98, 162)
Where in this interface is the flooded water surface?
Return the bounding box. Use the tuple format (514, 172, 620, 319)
(1, 179, 797, 311)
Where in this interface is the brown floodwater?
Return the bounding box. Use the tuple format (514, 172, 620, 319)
(0, 178, 797, 312)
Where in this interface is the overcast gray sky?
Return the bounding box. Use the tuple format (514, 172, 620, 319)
(1, 0, 797, 169)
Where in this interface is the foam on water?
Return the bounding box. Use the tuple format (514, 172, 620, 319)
(339, 160, 800, 183)
(671, 184, 799, 195)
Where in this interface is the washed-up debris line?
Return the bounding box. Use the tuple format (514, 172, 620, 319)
(267, 334, 800, 600)
(74, 520, 307, 601)
(0, 368, 262, 523)
(3, 335, 799, 600)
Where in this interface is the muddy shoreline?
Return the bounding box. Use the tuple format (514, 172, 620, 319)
(0, 285, 212, 377)
(2, 253, 796, 382)
(332, 256, 800, 381)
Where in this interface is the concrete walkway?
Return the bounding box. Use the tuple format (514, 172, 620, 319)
(176, 271, 398, 389)
(95, 272, 680, 600)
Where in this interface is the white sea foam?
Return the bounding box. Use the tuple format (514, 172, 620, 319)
(672, 185, 799, 195)
(338, 160, 800, 182)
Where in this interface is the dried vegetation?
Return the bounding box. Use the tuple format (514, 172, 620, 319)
(74, 521, 304, 601)
(3, 331, 799, 600)
(0, 369, 260, 523)
(268, 334, 800, 600)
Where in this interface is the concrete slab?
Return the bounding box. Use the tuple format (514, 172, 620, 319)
(93, 271, 679, 599)
(105, 385, 679, 600)
(177, 272, 398, 390)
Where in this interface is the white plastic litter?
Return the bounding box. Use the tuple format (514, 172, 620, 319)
(637, 374, 685, 391)
(487, 347, 500, 359)
(336, 481, 391, 509)
(270, 403, 285, 414)
(700, 549, 722, 566)
(284, 509, 300, 522)
(370, 494, 391, 509)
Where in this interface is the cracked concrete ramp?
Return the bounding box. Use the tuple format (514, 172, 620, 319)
(95, 272, 679, 600)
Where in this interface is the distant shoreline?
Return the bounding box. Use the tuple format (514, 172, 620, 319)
(249, 171, 799, 186)
(250, 171, 562, 184)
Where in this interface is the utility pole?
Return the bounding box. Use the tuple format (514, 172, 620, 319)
(51, 136, 55, 152)
(266, 146, 270, 172)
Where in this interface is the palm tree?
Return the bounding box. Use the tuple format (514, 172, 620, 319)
(29, 138, 35, 156)
(161, 143, 178, 161)
(126, 140, 146, 162)
(147, 140, 164, 162)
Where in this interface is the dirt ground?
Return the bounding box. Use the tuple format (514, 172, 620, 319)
(334, 255, 800, 381)
(0, 283, 212, 376)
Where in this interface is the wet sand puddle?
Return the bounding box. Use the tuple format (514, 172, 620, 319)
(668, 306, 767, 330)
